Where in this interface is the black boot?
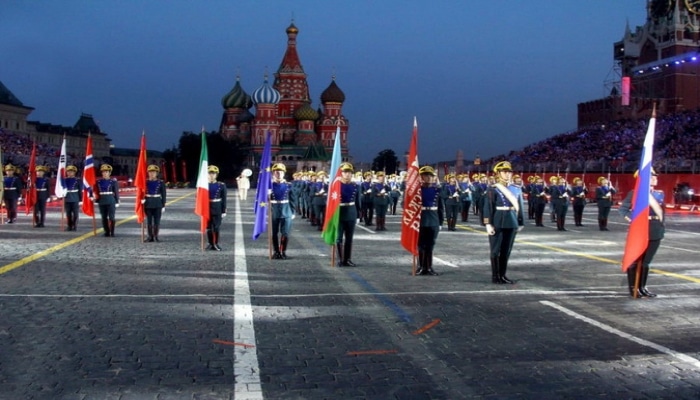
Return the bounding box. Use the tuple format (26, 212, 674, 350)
(272, 236, 282, 259)
(145, 225, 154, 242)
(627, 267, 643, 298)
(491, 257, 501, 283)
(280, 235, 288, 259)
(425, 250, 438, 276)
(598, 219, 604, 231)
(639, 267, 657, 297)
(336, 244, 344, 267)
(343, 240, 356, 266)
(415, 250, 425, 275)
(213, 231, 222, 251)
(103, 220, 110, 237)
(602, 219, 609, 231)
(154, 225, 160, 242)
(109, 220, 115, 237)
(499, 256, 514, 284)
(207, 231, 215, 250)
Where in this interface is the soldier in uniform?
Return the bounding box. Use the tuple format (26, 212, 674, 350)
(290, 172, 303, 217)
(95, 164, 120, 237)
(3, 164, 22, 223)
(595, 176, 616, 231)
(144, 164, 167, 242)
(441, 174, 461, 231)
(305, 172, 318, 226)
(525, 175, 536, 220)
(530, 176, 548, 227)
(471, 173, 482, 216)
(481, 161, 524, 284)
(206, 165, 227, 250)
(571, 177, 589, 227)
(459, 174, 473, 222)
(336, 162, 362, 266)
(270, 163, 295, 259)
(416, 165, 443, 276)
(64, 165, 83, 231)
(311, 171, 328, 232)
(619, 169, 663, 298)
(372, 171, 391, 231)
(546, 175, 559, 222)
(389, 174, 401, 215)
(548, 176, 571, 231)
(33, 165, 51, 227)
(360, 171, 374, 226)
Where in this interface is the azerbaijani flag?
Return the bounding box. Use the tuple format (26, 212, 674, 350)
(82, 134, 96, 217)
(194, 130, 210, 232)
(252, 131, 272, 240)
(401, 117, 421, 255)
(55, 136, 67, 198)
(134, 132, 147, 224)
(321, 126, 342, 245)
(621, 109, 656, 271)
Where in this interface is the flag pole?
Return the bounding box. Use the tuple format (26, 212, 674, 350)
(412, 255, 416, 276)
(633, 259, 643, 299)
(331, 245, 335, 267)
(92, 213, 96, 236)
(141, 222, 145, 243)
(61, 197, 65, 231)
(267, 195, 272, 260)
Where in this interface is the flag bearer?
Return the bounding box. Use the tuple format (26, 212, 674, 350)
(416, 165, 443, 276)
(336, 162, 361, 266)
(144, 164, 167, 242)
(3, 164, 22, 223)
(372, 171, 391, 231)
(270, 163, 295, 259)
(95, 164, 120, 237)
(33, 165, 50, 227)
(64, 165, 83, 231)
(206, 165, 227, 250)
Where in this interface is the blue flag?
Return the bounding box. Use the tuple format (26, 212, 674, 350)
(253, 132, 273, 240)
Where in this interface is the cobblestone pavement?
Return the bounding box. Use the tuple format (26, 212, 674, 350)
(0, 189, 699, 399)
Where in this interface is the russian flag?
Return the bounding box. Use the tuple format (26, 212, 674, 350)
(621, 110, 656, 272)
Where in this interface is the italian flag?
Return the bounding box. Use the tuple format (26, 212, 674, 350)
(194, 130, 209, 232)
(321, 127, 342, 245)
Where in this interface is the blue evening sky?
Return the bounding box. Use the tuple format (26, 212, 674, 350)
(1, 0, 647, 163)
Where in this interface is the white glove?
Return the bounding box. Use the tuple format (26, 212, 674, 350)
(115, 203, 120, 208)
(222, 213, 227, 218)
(79, 202, 83, 206)
(161, 208, 165, 214)
(140, 199, 146, 204)
(291, 214, 295, 220)
(486, 224, 496, 236)
(517, 226, 524, 233)
(439, 225, 442, 231)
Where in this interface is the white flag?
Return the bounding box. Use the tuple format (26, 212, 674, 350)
(55, 137, 67, 198)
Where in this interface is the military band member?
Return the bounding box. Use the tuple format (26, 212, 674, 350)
(389, 174, 401, 215)
(525, 175, 536, 220)
(482, 161, 524, 284)
(546, 175, 559, 222)
(236, 172, 250, 201)
(571, 177, 589, 227)
(33, 165, 50, 227)
(530, 176, 548, 227)
(336, 162, 362, 266)
(441, 174, 461, 231)
(270, 163, 295, 259)
(360, 171, 374, 226)
(619, 169, 663, 298)
(372, 171, 391, 231)
(459, 174, 473, 222)
(3, 164, 22, 223)
(549, 177, 571, 231)
(300, 172, 312, 220)
(470, 173, 481, 216)
(144, 164, 167, 242)
(414, 166, 443, 276)
(64, 165, 83, 231)
(206, 165, 227, 250)
(595, 176, 616, 231)
(290, 172, 303, 217)
(95, 164, 120, 237)
(311, 171, 328, 232)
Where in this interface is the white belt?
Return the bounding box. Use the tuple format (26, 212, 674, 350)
(496, 206, 514, 210)
(67, 189, 79, 193)
(270, 200, 289, 203)
(37, 189, 47, 191)
(422, 206, 438, 210)
(649, 216, 661, 220)
(99, 192, 113, 195)
(210, 199, 222, 202)
(5, 188, 16, 190)
(340, 202, 355, 206)
(146, 194, 161, 197)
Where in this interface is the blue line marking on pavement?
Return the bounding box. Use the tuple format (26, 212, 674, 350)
(348, 272, 413, 323)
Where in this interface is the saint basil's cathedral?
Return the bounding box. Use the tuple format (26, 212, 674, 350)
(219, 22, 350, 174)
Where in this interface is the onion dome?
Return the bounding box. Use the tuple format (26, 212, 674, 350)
(286, 22, 299, 35)
(237, 108, 254, 123)
(221, 77, 250, 109)
(252, 76, 281, 105)
(294, 102, 319, 121)
(320, 76, 345, 103)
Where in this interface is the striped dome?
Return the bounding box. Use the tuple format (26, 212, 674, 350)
(294, 102, 319, 121)
(221, 78, 251, 109)
(252, 77, 281, 105)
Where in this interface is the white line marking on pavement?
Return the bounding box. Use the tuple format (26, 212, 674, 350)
(234, 197, 263, 399)
(661, 245, 700, 253)
(433, 256, 459, 268)
(541, 300, 700, 370)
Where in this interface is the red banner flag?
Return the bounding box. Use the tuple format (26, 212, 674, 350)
(401, 117, 421, 255)
(134, 132, 147, 224)
(161, 160, 168, 182)
(82, 134, 96, 217)
(181, 160, 188, 182)
(170, 161, 177, 183)
(25, 141, 37, 215)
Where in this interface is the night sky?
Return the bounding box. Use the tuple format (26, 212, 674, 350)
(1, 0, 647, 163)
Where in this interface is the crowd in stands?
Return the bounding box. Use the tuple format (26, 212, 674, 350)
(0, 129, 62, 174)
(485, 109, 700, 173)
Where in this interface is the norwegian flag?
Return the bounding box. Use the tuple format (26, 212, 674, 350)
(82, 134, 96, 216)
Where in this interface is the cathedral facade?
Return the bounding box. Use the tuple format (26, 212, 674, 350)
(219, 22, 350, 174)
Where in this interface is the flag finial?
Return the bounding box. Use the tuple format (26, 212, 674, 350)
(651, 102, 657, 118)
